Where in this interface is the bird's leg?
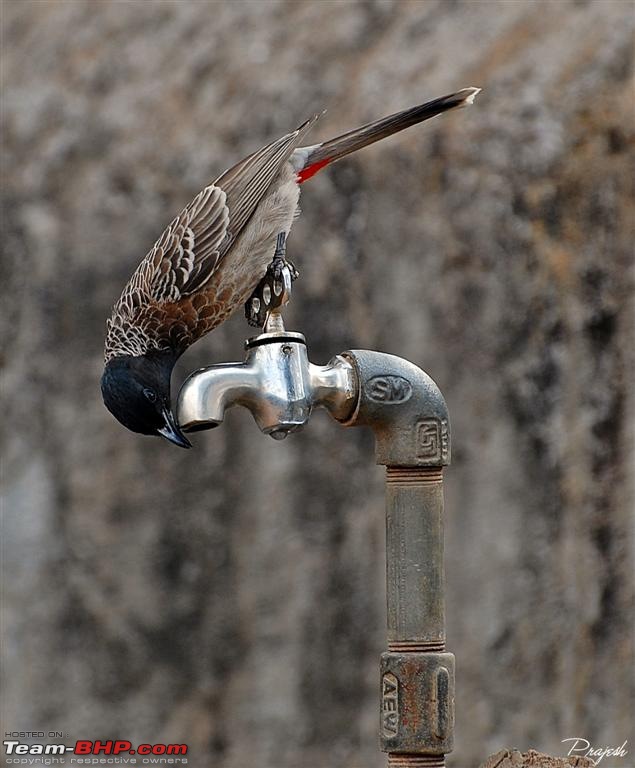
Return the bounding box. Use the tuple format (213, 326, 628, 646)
(269, 232, 299, 282)
(245, 232, 297, 328)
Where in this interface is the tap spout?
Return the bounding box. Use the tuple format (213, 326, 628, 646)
(177, 361, 260, 432)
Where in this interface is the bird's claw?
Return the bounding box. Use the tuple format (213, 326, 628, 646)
(245, 233, 297, 328)
(270, 257, 299, 283)
(270, 232, 299, 281)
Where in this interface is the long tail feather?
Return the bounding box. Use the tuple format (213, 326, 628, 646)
(295, 87, 480, 182)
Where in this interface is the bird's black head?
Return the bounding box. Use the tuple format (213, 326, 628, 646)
(101, 351, 191, 448)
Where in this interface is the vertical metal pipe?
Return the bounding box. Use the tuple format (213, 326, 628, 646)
(385, 467, 445, 652)
(383, 467, 453, 768)
(386, 756, 446, 768)
(338, 350, 454, 766)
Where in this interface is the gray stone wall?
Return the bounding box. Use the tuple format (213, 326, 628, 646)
(2, 1, 633, 766)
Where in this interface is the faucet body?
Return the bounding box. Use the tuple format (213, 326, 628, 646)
(177, 330, 356, 438)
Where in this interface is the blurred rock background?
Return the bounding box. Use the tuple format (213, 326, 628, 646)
(1, 1, 633, 766)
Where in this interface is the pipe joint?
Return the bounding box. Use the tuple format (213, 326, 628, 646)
(381, 651, 455, 755)
(340, 350, 450, 468)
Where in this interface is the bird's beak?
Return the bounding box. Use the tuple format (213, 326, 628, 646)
(158, 408, 192, 449)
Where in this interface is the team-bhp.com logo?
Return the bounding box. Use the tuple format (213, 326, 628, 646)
(4, 739, 188, 765)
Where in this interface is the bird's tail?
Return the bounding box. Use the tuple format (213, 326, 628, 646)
(294, 87, 481, 183)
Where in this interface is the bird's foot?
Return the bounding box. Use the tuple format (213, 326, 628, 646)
(245, 233, 297, 328)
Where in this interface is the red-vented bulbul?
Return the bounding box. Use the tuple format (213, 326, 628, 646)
(101, 87, 480, 447)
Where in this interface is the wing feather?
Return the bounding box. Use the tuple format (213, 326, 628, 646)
(215, 116, 318, 238)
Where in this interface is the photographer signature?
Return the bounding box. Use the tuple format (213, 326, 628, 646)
(561, 738, 628, 766)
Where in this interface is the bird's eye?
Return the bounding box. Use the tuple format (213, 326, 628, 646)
(143, 388, 157, 403)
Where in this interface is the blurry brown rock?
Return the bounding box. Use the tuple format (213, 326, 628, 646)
(480, 749, 594, 768)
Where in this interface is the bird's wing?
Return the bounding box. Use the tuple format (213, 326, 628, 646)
(113, 118, 318, 318)
(124, 184, 230, 313)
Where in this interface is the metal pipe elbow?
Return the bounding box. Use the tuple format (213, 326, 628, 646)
(339, 350, 451, 468)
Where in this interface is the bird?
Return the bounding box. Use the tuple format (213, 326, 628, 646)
(101, 87, 481, 448)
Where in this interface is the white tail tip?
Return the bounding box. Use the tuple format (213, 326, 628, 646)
(460, 87, 482, 106)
